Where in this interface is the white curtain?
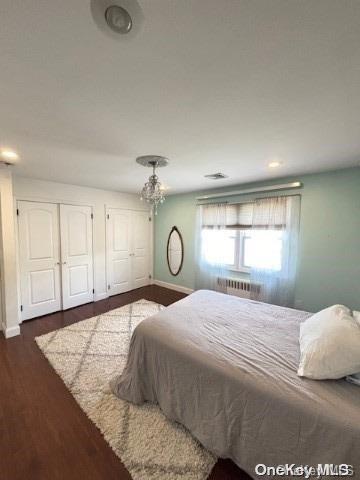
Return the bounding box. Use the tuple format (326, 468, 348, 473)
(250, 195, 301, 307)
(195, 203, 228, 292)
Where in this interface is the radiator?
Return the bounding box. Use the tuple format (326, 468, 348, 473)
(217, 277, 260, 299)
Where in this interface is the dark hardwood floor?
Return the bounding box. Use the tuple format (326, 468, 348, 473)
(0, 285, 250, 480)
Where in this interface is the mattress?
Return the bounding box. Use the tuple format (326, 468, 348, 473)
(111, 290, 360, 479)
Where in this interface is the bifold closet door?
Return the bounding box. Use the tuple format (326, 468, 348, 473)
(132, 210, 151, 289)
(106, 208, 151, 296)
(106, 208, 132, 296)
(18, 201, 61, 320)
(60, 204, 94, 310)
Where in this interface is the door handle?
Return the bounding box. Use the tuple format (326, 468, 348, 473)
(55, 262, 60, 265)
(62, 261, 67, 264)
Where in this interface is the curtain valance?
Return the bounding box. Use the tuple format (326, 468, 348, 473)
(200, 202, 253, 228)
(200, 198, 290, 229)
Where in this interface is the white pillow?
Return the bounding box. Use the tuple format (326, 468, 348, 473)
(298, 305, 360, 380)
(346, 373, 360, 386)
(346, 311, 360, 385)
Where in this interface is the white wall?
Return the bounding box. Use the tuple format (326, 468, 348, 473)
(0, 167, 20, 337)
(13, 176, 152, 311)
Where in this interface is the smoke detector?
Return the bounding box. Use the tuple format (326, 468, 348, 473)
(204, 173, 228, 180)
(91, 0, 144, 40)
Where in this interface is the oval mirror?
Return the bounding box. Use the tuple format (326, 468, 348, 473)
(167, 226, 184, 276)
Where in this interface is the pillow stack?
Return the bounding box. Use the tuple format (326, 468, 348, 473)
(298, 305, 360, 381)
(346, 311, 360, 385)
(346, 372, 360, 386)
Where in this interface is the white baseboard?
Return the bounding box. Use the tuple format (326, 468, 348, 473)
(4, 325, 21, 339)
(153, 279, 194, 295)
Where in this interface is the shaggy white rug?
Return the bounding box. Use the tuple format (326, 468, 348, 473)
(36, 299, 216, 480)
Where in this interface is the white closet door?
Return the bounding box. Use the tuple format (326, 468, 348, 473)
(60, 204, 94, 310)
(18, 201, 61, 320)
(106, 208, 132, 295)
(132, 211, 151, 289)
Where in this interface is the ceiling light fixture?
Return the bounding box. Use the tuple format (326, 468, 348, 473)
(268, 161, 282, 168)
(105, 5, 132, 34)
(136, 155, 169, 214)
(90, 0, 144, 40)
(0, 149, 19, 162)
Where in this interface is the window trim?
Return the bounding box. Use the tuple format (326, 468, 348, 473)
(202, 227, 283, 273)
(239, 232, 251, 273)
(225, 230, 251, 274)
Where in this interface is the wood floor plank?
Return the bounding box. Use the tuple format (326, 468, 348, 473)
(0, 285, 250, 480)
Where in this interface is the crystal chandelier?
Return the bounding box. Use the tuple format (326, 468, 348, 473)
(136, 156, 169, 214)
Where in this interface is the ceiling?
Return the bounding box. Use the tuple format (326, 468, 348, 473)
(1, 0, 360, 194)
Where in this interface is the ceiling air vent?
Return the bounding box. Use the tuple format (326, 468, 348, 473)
(204, 173, 228, 180)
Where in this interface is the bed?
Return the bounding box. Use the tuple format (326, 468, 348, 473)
(111, 290, 360, 478)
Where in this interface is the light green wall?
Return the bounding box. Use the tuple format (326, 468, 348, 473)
(154, 167, 360, 312)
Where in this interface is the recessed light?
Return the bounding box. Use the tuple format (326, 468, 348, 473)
(268, 161, 282, 168)
(105, 5, 132, 34)
(0, 149, 19, 161)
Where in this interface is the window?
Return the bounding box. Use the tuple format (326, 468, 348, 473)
(201, 229, 236, 266)
(198, 196, 300, 305)
(243, 230, 283, 271)
(200, 199, 289, 273)
(202, 228, 283, 273)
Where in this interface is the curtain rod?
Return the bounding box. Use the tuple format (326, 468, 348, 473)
(196, 182, 302, 201)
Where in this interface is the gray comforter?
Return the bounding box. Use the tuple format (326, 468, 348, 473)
(111, 290, 360, 479)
